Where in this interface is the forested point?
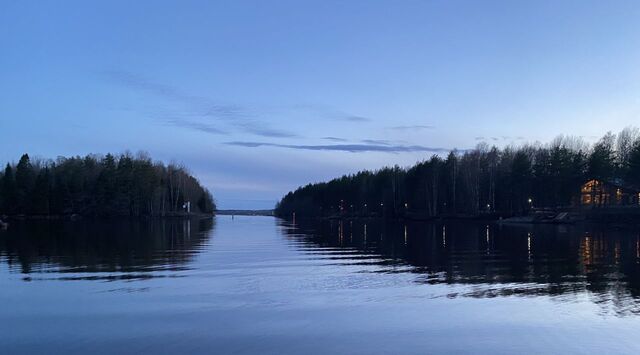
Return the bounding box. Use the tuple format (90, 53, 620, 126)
(275, 128, 640, 219)
(0, 152, 215, 217)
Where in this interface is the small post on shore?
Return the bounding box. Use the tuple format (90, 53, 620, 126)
(182, 201, 191, 215)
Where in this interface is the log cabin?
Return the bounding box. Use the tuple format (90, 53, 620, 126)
(580, 179, 640, 207)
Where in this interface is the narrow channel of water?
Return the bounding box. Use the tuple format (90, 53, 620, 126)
(1, 216, 640, 354)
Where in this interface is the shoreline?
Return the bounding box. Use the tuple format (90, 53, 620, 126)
(277, 210, 640, 226)
(0, 213, 215, 221)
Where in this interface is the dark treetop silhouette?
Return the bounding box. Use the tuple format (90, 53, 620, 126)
(276, 128, 640, 219)
(0, 153, 215, 217)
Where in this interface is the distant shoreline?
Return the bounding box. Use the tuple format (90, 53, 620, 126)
(279, 208, 640, 225)
(1, 212, 215, 221)
(216, 210, 274, 216)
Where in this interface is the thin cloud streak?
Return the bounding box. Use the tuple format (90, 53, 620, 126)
(475, 135, 525, 142)
(226, 141, 451, 153)
(103, 70, 197, 103)
(102, 69, 297, 138)
(239, 121, 298, 138)
(323, 136, 348, 142)
(164, 119, 228, 135)
(292, 103, 373, 123)
(344, 115, 371, 122)
(103, 70, 377, 139)
(361, 139, 392, 145)
(389, 125, 435, 130)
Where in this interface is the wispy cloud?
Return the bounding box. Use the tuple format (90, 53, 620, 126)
(388, 125, 435, 130)
(292, 103, 373, 123)
(323, 136, 348, 142)
(239, 121, 298, 138)
(163, 119, 227, 135)
(344, 115, 371, 122)
(104, 70, 197, 103)
(102, 69, 297, 138)
(226, 141, 450, 153)
(361, 139, 391, 145)
(475, 135, 523, 142)
(103, 70, 374, 139)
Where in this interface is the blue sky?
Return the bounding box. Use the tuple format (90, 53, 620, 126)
(1, 0, 640, 209)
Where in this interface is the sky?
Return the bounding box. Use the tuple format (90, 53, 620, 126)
(1, 0, 640, 209)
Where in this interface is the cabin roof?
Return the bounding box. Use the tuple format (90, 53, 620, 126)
(583, 178, 640, 192)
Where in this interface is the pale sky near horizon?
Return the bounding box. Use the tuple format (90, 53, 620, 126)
(2, 0, 640, 208)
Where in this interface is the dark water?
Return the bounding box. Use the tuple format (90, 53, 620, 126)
(2, 217, 640, 354)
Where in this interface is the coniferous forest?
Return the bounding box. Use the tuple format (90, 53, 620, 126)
(0, 153, 215, 217)
(276, 128, 640, 219)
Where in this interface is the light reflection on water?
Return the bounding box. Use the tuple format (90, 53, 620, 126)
(282, 219, 640, 316)
(1, 216, 640, 354)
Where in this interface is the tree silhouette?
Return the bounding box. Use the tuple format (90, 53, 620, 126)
(0, 152, 215, 217)
(276, 128, 640, 219)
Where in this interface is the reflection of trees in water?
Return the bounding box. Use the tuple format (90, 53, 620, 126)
(0, 218, 215, 278)
(281, 218, 640, 315)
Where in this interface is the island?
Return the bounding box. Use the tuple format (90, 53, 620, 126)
(0, 153, 215, 218)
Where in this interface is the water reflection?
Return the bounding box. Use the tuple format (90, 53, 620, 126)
(0, 218, 214, 281)
(282, 219, 640, 315)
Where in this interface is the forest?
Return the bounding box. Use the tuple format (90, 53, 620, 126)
(0, 152, 215, 217)
(275, 128, 640, 219)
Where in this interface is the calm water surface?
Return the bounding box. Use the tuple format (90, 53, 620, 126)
(2, 216, 640, 354)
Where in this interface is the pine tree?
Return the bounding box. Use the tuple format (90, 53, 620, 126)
(15, 154, 35, 214)
(31, 167, 51, 215)
(1, 164, 16, 214)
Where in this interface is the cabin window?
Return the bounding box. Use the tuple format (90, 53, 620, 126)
(581, 180, 601, 205)
(582, 180, 596, 193)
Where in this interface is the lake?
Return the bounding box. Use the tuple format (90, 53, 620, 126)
(2, 216, 640, 354)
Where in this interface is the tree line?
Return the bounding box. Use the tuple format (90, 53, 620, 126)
(0, 152, 215, 217)
(275, 128, 640, 218)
